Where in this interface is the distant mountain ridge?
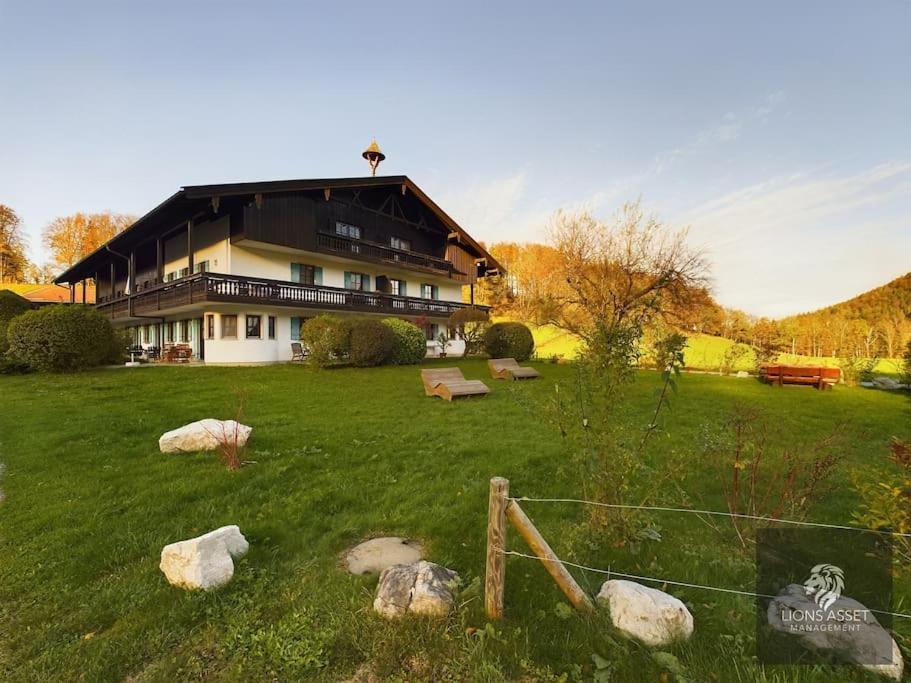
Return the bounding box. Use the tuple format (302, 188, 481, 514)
(783, 272, 911, 323)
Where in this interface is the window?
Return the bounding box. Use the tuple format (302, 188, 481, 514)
(421, 283, 439, 300)
(166, 271, 177, 282)
(222, 314, 237, 338)
(268, 316, 276, 340)
(389, 278, 406, 296)
(291, 263, 322, 285)
(344, 272, 371, 291)
(179, 320, 189, 342)
(390, 236, 411, 251)
(335, 221, 361, 239)
(290, 316, 301, 341)
(425, 323, 439, 341)
(195, 261, 209, 273)
(179, 267, 190, 278)
(206, 314, 215, 340)
(246, 314, 262, 339)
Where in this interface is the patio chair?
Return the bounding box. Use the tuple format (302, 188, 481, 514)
(291, 342, 309, 362)
(488, 358, 540, 380)
(421, 368, 490, 401)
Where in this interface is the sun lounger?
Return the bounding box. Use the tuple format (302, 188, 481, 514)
(421, 368, 490, 401)
(488, 358, 540, 380)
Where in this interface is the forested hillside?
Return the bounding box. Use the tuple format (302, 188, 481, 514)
(777, 273, 911, 358)
(479, 237, 910, 360)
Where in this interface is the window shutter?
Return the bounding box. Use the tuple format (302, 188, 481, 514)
(363, 275, 371, 291)
(400, 280, 407, 297)
(314, 267, 323, 285)
(291, 263, 300, 283)
(291, 316, 300, 340)
(344, 272, 352, 289)
(432, 285, 439, 300)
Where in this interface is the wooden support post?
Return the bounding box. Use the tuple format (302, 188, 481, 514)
(156, 238, 163, 283)
(506, 499, 594, 611)
(186, 220, 194, 275)
(485, 477, 509, 619)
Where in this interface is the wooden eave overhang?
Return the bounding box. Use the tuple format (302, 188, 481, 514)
(55, 176, 502, 284)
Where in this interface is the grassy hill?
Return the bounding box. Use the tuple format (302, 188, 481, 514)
(523, 323, 902, 374)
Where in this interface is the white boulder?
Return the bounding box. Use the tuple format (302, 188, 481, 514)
(872, 377, 901, 391)
(373, 561, 459, 618)
(159, 525, 249, 590)
(736, 370, 750, 378)
(768, 584, 903, 680)
(159, 419, 252, 454)
(597, 580, 694, 646)
(345, 537, 424, 575)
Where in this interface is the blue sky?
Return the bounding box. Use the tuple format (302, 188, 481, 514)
(1, 0, 909, 316)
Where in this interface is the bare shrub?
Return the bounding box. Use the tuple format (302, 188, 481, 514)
(703, 403, 845, 546)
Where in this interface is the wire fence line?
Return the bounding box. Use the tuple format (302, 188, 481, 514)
(509, 496, 911, 539)
(500, 549, 911, 621)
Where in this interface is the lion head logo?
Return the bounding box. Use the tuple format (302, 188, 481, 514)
(803, 563, 844, 610)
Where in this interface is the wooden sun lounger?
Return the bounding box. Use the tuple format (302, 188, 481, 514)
(421, 368, 490, 401)
(488, 358, 541, 380)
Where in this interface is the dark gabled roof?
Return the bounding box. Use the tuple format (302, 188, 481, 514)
(55, 175, 501, 283)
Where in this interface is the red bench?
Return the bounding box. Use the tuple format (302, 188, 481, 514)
(760, 365, 840, 390)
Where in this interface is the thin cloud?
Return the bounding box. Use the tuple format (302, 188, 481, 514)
(679, 161, 911, 317)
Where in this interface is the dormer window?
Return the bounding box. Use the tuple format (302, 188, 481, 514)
(335, 221, 361, 239)
(390, 236, 411, 251)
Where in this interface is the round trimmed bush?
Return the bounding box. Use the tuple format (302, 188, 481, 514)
(0, 290, 32, 323)
(349, 318, 395, 367)
(382, 318, 426, 365)
(483, 322, 534, 361)
(300, 315, 352, 367)
(6, 305, 118, 372)
(0, 290, 33, 361)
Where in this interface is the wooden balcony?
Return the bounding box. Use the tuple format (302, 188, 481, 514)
(316, 232, 461, 277)
(95, 272, 486, 320)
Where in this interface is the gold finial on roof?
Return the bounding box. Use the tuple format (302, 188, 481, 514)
(362, 138, 386, 176)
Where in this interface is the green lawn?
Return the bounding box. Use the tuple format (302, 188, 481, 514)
(1, 361, 909, 681)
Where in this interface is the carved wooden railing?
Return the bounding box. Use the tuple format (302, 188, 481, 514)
(96, 272, 487, 319)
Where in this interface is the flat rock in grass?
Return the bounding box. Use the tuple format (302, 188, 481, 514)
(597, 580, 694, 647)
(872, 377, 901, 391)
(158, 419, 252, 454)
(735, 370, 750, 378)
(373, 561, 459, 618)
(768, 584, 903, 680)
(345, 537, 424, 575)
(160, 525, 249, 590)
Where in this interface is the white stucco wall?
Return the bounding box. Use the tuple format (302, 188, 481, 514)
(228, 242, 464, 303)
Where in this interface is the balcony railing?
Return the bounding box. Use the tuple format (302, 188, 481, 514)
(316, 232, 459, 276)
(95, 272, 487, 320)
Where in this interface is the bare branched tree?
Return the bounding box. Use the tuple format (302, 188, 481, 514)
(542, 201, 710, 347)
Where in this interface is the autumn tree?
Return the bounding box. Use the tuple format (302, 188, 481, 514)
(541, 201, 709, 349)
(43, 212, 134, 269)
(0, 205, 30, 283)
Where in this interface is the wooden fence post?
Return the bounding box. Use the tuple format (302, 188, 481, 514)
(485, 477, 509, 619)
(507, 499, 594, 611)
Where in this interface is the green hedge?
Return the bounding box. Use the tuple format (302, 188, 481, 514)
(6, 305, 119, 372)
(300, 315, 352, 367)
(483, 322, 534, 361)
(349, 318, 395, 367)
(382, 318, 426, 365)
